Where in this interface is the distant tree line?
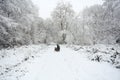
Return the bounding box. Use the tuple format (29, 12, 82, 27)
(0, 0, 120, 49)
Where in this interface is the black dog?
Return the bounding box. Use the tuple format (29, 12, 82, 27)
(55, 44, 60, 52)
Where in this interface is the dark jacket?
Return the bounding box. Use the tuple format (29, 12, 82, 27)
(55, 44, 60, 52)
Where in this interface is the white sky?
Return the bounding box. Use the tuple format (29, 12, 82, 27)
(32, 0, 103, 19)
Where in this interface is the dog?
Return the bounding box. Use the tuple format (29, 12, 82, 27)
(55, 44, 60, 52)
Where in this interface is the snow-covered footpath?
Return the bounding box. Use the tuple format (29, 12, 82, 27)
(0, 44, 120, 80)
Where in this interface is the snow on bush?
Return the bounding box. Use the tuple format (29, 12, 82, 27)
(0, 44, 47, 79)
(70, 44, 120, 69)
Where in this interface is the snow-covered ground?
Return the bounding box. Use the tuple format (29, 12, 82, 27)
(0, 44, 120, 80)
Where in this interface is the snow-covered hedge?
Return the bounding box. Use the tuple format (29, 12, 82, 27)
(71, 44, 120, 69)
